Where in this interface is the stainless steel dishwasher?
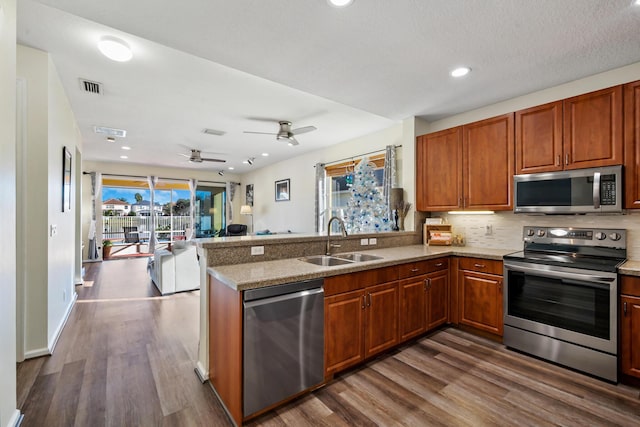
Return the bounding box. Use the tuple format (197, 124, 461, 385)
(243, 278, 324, 417)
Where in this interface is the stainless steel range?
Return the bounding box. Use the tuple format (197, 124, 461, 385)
(503, 226, 626, 382)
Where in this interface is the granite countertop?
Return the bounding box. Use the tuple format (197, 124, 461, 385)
(207, 245, 517, 291)
(619, 260, 640, 276)
(196, 231, 417, 248)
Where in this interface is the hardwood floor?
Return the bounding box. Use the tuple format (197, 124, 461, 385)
(17, 258, 640, 426)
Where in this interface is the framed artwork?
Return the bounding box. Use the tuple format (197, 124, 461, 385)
(275, 178, 290, 202)
(62, 146, 72, 212)
(246, 184, 254, 206)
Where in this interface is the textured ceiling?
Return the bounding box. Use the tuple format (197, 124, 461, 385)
(17, 0, 640, 172)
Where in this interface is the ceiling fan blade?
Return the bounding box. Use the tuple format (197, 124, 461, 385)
(178, 153, 190, 158)
(288, 137, 300, 146)
(292, 125, 317, 135)
(202, 158, 226, 163)
(243, 131, 277, 135)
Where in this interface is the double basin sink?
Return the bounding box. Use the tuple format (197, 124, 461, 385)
(300, 252, 382, 266)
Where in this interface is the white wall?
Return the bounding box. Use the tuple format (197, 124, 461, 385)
(239, 123, 403, 233)
(0, 0, 19, 425)
(81, 160, 241, 257)
(17, 45, 81, 358)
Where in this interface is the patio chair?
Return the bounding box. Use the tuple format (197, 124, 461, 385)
(123, 226, 141, 253)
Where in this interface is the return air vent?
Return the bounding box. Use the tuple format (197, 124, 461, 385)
(79, 78, 102, 95)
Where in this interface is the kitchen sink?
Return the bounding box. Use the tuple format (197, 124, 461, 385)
(334, 253, 383, 262)
(299, 253, 383, 266)
(299, 255, 354, 266)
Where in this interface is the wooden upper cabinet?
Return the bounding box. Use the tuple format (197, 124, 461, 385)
(563, 86, 623, 170)
(515, 101, 563, 174)
(624, 80, 640, 209)
(462, 113, 514, 210)
(416, 128, 462, 211)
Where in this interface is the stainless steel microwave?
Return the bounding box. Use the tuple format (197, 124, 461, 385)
(513, 165, 622, 214)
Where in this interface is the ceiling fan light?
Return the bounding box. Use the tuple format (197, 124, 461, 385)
(98, 36, 133, 62)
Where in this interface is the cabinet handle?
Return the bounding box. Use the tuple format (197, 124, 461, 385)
(624, 301, 627, 315)
(367, 293, 372, 307)
(410, 268, 420, 273)
(435, 262, 443, 267)
(424, 279, 428, 292)
(459, 197, 463, 208)
(565, 153, 570, 165)
(556, 155, 561, 166)
(426, 277, 432, 290)
(474, 263, 486, 268)
(362, 295, 366, 309)
(498, 280, 502, 293)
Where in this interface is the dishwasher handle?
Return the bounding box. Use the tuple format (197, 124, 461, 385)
(243, 287, 324, 309)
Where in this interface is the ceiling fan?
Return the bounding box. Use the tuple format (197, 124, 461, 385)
(179, 148, 225, 163)
(244, 120, 317, 146)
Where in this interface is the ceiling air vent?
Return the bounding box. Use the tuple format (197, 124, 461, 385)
(94, 126, 127, 138)
(79, 78, 102, 95)
(203, 128, 226, 136)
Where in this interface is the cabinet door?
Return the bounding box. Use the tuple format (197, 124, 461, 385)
(416, 128, 463, 211)
(621, 295, 640, 378)
(515, 101, 563, 174)
(364, 282, 399, 357)
(459, 270, 503, 336)
(563, 86, 623, 170)
(426, 269, 449, 330)
(399, 277, 427, 341)
(462, 113, 514, 210)
(624, 80, 640, 209)
(324, 290, 365, 376)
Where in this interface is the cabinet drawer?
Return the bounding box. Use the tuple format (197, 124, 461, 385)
(621, 275, 640, 297)
(458, 257, 503, 275)
(398, 257, 449, 279)
(325, 266, 398, 296)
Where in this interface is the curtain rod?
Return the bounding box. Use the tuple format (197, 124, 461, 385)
(319, 144, 402, 167)
(82, 171, 239, 186)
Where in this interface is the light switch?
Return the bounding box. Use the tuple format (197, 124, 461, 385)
(251, 246, 264, 255)
(50, 224, 58, 237)
(369, 238, 377, 245)
(360, 238, 369, 246)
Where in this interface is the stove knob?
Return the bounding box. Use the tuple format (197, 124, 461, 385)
(609, 232, 621, 241)
(536, 229, 545, 237)
(526, 229, 535, 237)
(595, 232, 606, 240)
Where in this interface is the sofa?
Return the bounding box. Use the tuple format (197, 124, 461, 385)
(150, 243, 200, 295)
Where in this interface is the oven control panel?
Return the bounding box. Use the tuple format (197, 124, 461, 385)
(522, 226, 626, 248)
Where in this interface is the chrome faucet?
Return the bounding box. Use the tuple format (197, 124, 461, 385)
(326, 216, 348, 256)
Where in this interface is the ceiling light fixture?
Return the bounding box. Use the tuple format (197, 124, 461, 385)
(218, 170, 224, 176)
(635, 0, 640, 6)
(243, 157, 255, 165)
(121, 146, 131, 150)
(97, 36, 133, 62)
(106, 136, 115, 142)
(262, 153, 269, 157)
(328, 0, 354, 7)
(228, 166, 235, 170)
(451, 67, 471, 78)
(120, 155, 128, 159)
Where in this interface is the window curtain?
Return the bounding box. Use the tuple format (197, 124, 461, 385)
(147, 175, 159, 253)
(383, 145, 397, 221)
(315, 163, 326, 232)
(226, 181, 237, 224)
(188, 178, 198, 240)
(87, 172, 101, 260)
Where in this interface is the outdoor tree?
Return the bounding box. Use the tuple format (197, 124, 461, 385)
(118, 197, 128, 203)
(135, 193, 143, 203)
(344, 157, 391, 233)
(127, 211, 136, 216)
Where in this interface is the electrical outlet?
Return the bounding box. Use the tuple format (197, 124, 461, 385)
(369, 238, 377, 245)
(360, 238, 369, 246)
(50, 224, 58, 237)
(485, 224, 493, 235)
(251, 246, 264, 255)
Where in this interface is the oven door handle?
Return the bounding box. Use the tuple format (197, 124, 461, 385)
(505, 263, 615, 285)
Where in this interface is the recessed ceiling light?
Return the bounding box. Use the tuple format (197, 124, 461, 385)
(120, 155, 128, 159)
(98, 36, 133, 62)
(228, 166, 235, 170)
(261, 153, 269, 157)
(328, 0, 354, 7)
(451, 67, 471, 78)
(121, 146, 131, 150)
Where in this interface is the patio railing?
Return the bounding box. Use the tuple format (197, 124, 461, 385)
(103, 216, 191, 241)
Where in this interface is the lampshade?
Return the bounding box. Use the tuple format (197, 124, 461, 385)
(240, 205, 253, 215)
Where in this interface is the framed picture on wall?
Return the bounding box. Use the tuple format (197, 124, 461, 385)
(62, 146, 72, 212)
(275, 178, 290, 202)
(246, 184, 254, 206)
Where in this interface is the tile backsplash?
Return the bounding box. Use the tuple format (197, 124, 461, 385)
(432, 211, 640, 260)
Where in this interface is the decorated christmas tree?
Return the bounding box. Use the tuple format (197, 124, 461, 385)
(344, 157, 392, 233)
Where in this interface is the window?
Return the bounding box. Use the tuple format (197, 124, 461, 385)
(194, 183, 226, 237)
(154, 179, 192, 243)
(324, 153, 385, 232)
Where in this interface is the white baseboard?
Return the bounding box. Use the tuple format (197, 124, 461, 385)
(195, 361, 209, 383)
(48, 291, 77, 354)
(6, 409, 22, 427)
(24, 347, 50, 359)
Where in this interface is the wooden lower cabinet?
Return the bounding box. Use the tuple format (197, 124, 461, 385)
(324, 281, 398, 376)
(399, 269, 449, 340)
(458, 258, 503, 336)
(621, 276, 640, 379)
